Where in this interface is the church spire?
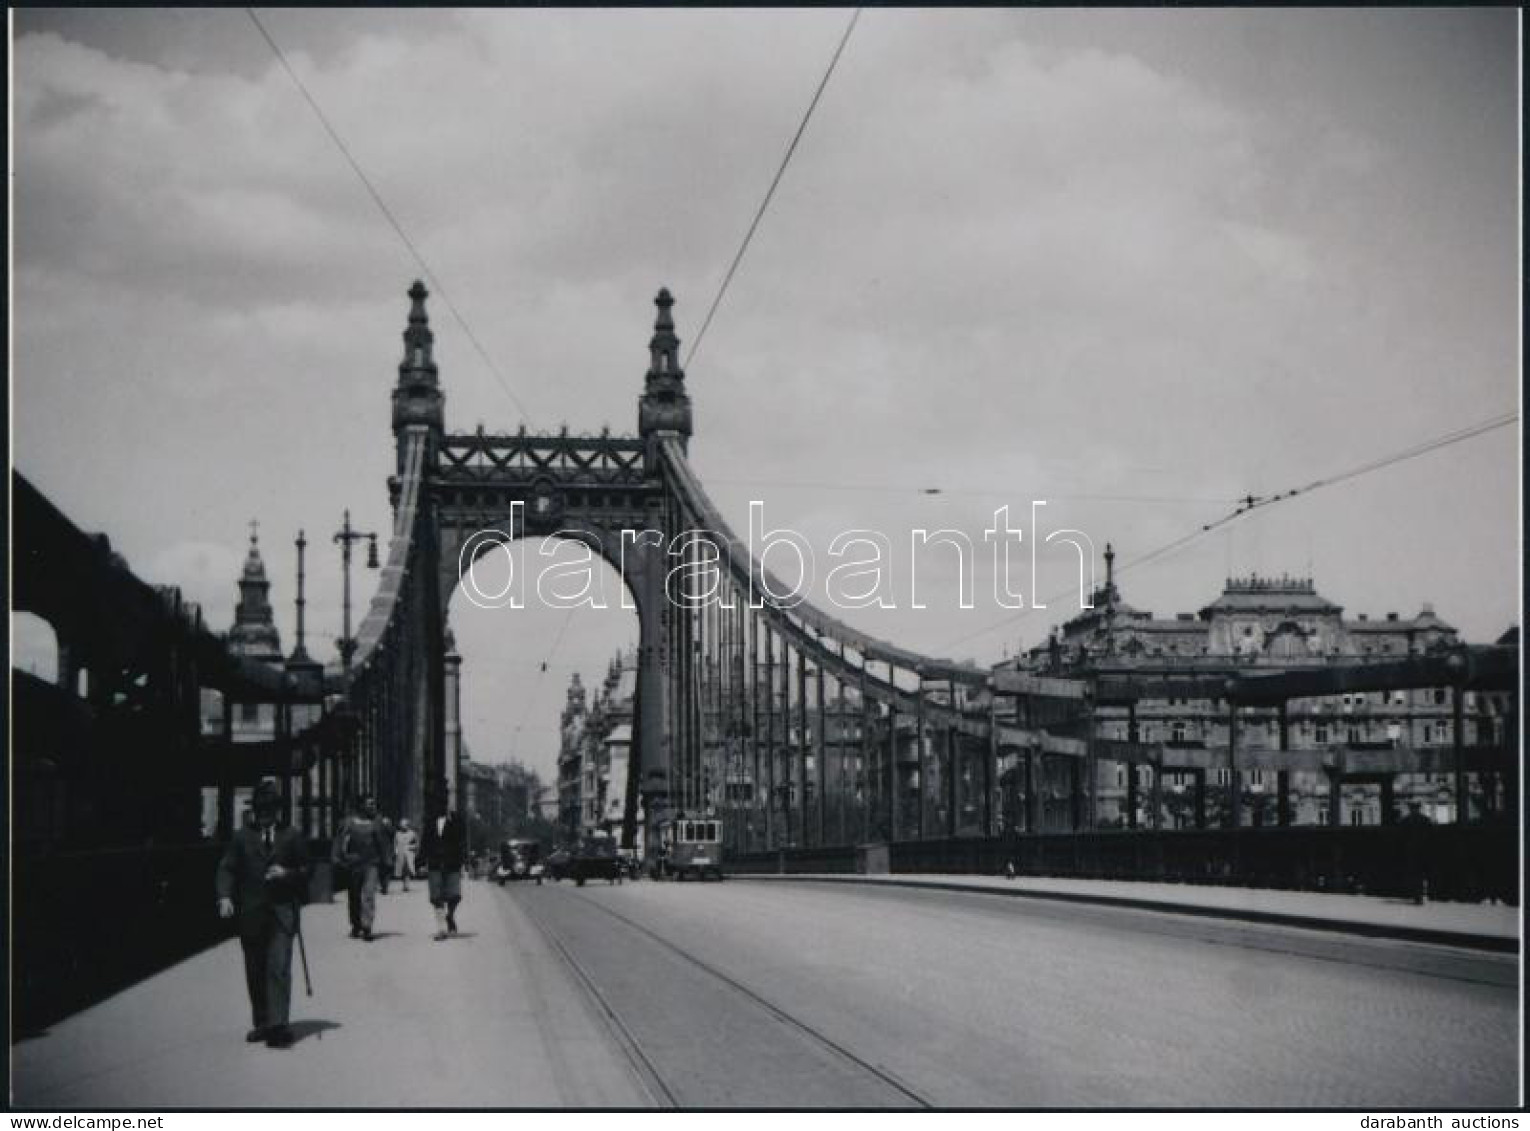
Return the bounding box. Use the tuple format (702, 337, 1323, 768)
(230, 520, 282, 660)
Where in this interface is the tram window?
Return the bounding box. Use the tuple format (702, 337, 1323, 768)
(708, 822, 719, 841)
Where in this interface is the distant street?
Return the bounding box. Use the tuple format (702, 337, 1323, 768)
(13, 878, 1517, 1108)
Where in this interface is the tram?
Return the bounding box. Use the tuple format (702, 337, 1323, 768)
(654, 816, 724, 881)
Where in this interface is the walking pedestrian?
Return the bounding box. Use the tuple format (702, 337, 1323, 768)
(216, 779, 308, 1049)
(421, 784, 466, 941)
(394, 819, 418, 892)
(332, 794, 388, 941)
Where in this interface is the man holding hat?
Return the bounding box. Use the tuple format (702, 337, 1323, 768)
(216, 779, 308, 1049)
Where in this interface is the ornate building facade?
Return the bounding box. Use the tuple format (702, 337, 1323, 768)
(557, 650, 643, 847)
(1005, 549, 1515, 830)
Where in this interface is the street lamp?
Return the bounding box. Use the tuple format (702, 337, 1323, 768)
(334, 509, 379, 673)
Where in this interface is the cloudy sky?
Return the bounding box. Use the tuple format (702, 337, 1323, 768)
(11, 9, 1520, 788)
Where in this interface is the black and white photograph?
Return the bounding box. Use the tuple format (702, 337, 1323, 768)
(7, 6, 1522, 1115)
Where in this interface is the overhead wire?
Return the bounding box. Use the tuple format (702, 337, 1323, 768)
(507, 605, 580, 753)
(245, 8, 534, 422)
(684, 8, 862, 370)
(937, 409, 1520, 654)
(705, 477, 1233, 505)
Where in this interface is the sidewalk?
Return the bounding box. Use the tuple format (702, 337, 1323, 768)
(10, 883, 652, 1109)
(737, 873, 1521, 951)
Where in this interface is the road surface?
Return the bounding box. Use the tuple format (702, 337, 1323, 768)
(511, 877, 1517, 1107)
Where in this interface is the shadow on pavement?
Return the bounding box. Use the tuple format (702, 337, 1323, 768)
(289, 1019, 342, 1044)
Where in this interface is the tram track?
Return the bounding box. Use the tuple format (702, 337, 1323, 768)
(510, 883, 932, 1108)
(521, 897, 680, 1107)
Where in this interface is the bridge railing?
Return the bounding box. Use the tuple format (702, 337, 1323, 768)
(726, 824, 1519, 904)
(12, 843, 228, 1033)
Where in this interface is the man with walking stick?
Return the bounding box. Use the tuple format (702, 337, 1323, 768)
(217, 779, 309, 1049)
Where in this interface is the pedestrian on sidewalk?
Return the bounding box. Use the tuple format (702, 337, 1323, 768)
(395, 818, 418, 892)
(1400, 800, 1433, 905)
(216, 779, 308, 1049)
(333, 794, 388, 941)
(421, 783, 466, 941)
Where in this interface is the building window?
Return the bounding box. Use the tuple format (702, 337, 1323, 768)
(1315, 724, 1329, 744)
(1434, 688, 1446, 705)
(1172, 722, 1186, 743)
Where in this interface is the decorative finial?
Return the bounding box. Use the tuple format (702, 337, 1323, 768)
(639, 286, 692, 442)
(249, 518, 260, 547)
(393, 277, 444, 434)
(398, 279, 437, 378)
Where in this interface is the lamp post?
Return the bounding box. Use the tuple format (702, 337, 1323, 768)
(333, 509, 379, 674)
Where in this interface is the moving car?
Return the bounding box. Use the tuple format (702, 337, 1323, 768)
(493, 839, 543, 884)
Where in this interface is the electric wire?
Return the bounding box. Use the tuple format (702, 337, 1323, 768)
(684, 8, 861, 370)
(245, 8, 534, 422)
(706, 477, 1233, 505)
(938, 409, 1520, 653)
(507, 605, 580, 752)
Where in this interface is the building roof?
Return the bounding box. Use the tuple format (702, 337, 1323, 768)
(1199, 575, 1342, 617)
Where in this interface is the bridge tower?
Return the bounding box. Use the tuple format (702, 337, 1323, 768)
(387, 280, 447, 824)
(354, 282, 695, 857)
(634, 288, 689, 851)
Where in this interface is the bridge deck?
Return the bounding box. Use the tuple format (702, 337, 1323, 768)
(11, 876, 1519, 1109)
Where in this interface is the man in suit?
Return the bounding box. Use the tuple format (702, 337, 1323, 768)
(420, 784, 466, 942)
(216, 779, 308, 1049)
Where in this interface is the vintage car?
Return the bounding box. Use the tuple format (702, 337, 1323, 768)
(493, 839, 543, 884)
(570, 835, 623, 886)
(539, 847, 573, 884)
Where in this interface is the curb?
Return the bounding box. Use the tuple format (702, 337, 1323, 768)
(731, 873, 1520, 954)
